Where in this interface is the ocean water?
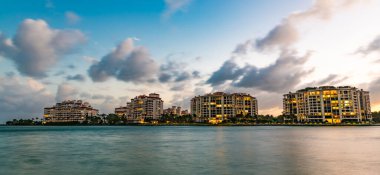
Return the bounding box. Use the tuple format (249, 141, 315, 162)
(0, 126, 380, 175)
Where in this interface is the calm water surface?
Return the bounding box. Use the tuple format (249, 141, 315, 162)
(1, 126, 380, 175)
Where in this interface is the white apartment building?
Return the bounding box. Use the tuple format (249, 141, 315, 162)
(115, 93, 163, 122)
(163, 106, 188, 116)
(191, 92, 258, 123)
(283, 86, 372, 123)
(44, 100, 99, 123)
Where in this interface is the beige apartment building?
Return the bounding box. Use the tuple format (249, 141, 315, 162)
(115, 93, 163, 123)
(44, 100, 99, 123)
(283, 86, 371, 123)
(191, 92, 258, 123)
(163, 106, 189, 116)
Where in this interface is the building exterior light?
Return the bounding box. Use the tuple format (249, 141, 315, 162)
(114, 93, 163, 123)
(191, 92, 258, 123)
(283, 86, 371, 123)
(43, 100, 99, 123)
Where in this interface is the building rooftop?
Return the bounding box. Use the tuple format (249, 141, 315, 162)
(45, 100, 96, 110)
(192, 92, 255, 98)
(133, 93, 162, 100)
(291, 86, 362, 93)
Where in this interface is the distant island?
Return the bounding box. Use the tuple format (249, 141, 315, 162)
(5, 111, 380, 126)
(5, 86, 378, 126)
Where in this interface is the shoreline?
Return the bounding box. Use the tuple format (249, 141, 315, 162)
(1, 123, 378, 127)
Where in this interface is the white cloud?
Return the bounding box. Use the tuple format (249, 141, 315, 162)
(162, 0, 192, 20)
(255, 0, 369, 51)
(88, 38, 159, 83)
(0, 76, 54, 123)
(56, 83, 79, 102)
(65, 11, 81, 25)
(82, 56, 97, 64)
(28, 78, 45, 91)
(0, 19, 86, 78)
(56, 84, 129, 114)
(207, 0, 378, 115)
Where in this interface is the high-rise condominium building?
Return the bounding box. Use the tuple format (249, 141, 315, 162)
(163, 106, 187, 116)
(44, 100, 99, 123)
(191, 92, 258, 123)
(283, 86, 371, 123)
(115, 93, 163, 122)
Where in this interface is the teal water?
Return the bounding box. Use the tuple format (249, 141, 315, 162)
(1, 126, 380, 175)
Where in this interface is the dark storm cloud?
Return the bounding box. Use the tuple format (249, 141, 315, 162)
(234, 51, 313, 92)
(88, 39, 199, 86)
(158, 73, 172, 83)
(206, 60, 247, 86)
(158, 60, 200, 83)
(54, 71, 65, 76)
(234, 40, 254, 54)
(192, 71, 201, 78)
(356, 35, 380, 55)
(255, 22, 299, 51)
(170, 84, 186, 91)
(66, 74, 86, 82)
(158, 61, 181, 83)
(5, 71, 15, 78)
(302, 74, 349, 88)
(317, 74, 339, 85)
(67, 64, 76, 69)
(0, 19, 85, 78)
(207, 50, 313, 93)
(174, 72, 191, 82)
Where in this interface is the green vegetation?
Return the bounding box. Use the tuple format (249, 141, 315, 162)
(6, 118, 42, 125)
(372, 111, 380, 123)
(5, 112, 380, 126)
(159, 114, 193, 123)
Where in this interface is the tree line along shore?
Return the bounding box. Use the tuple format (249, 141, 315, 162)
(5, 111, 380, 126)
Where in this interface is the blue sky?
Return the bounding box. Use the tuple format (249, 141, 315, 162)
(1, 0, 380, 123)
(0, 0, 309, 62)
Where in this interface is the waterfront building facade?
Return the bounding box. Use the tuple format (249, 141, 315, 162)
(115, 93, 163, 123)
(181, 110, 189, 116)
(283, 86, 372, 123)
(163, 106, 188, 116)
(115, 102, 132, 117)
(44, 100, 99, 123)
(191, 92, 258, 123)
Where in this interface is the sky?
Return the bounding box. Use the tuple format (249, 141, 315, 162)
(1, 0, 380, 123)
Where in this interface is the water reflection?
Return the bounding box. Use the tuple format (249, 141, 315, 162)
(0, 126, 380, 175)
